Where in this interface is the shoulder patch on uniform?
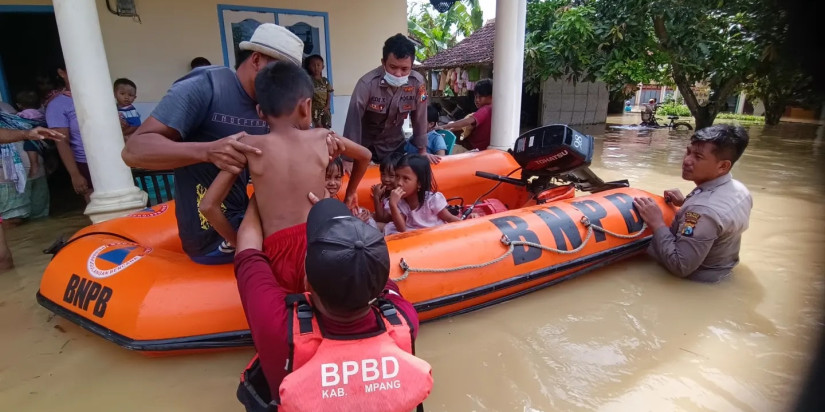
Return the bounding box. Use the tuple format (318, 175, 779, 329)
(681, 211, 701, 237)
(418, 84, 427, 102)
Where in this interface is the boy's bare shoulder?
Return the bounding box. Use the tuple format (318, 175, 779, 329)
(296, 128, 331, 141)
(238, 133, 271, 148)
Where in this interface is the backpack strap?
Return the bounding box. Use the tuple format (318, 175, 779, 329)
(375, 298, 415, 354)
(285, 293, 314, 333)
(376, 298, 402, 325)
(286, 293, 322, 372)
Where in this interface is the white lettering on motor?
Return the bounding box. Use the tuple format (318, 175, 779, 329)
(364, 380, 402, 393)
(533, 150, 569, 166)
(321, 363, 340, 387)
(320, 357, 401, 387)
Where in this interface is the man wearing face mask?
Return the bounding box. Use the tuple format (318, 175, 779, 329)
(343, 34, 440, 168)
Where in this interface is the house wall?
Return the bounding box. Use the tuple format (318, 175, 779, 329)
(541, 78, 609, 126)
(0, 0, 407, 130)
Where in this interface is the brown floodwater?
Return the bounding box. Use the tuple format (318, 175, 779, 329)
(1, 115, 823, 411)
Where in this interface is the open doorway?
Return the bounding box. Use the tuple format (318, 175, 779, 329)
(0, 6, 85, 216)
(0, 6, 63, 104)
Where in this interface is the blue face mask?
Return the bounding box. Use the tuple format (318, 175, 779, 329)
(384, 72, 409, 87)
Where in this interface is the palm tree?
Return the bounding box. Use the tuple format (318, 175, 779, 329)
(408, 0, 484, 62)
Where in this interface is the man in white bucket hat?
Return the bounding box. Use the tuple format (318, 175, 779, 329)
(123, 23, 306, 265)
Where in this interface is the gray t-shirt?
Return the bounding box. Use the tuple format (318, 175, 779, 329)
(151, 66, 268, 258)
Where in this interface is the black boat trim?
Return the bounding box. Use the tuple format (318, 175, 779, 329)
(36, 292, 253, 351)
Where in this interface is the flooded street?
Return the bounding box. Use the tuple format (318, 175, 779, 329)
(1, 116, 824, 411)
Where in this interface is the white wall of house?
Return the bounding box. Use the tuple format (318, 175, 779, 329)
(541, 78, 609, 126)
(0, 0, 405, 130)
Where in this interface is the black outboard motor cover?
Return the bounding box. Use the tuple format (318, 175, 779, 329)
(511, 124, 594, 175)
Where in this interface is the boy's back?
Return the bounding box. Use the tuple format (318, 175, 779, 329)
(242, 128, 329, 237)
(201, 61, 370, 293)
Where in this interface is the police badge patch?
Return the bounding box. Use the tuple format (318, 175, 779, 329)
(682, 211, 701, 237)
(418, 84, 427, 102)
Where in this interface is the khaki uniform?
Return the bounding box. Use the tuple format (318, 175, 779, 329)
(648, 173, 752, 282)
(343, 67, 428, 161)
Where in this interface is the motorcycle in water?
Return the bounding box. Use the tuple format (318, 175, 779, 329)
(640, 104, 693, 130)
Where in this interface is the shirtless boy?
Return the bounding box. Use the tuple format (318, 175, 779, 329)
(200, 61, 371, 292)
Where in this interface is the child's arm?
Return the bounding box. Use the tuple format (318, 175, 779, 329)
(120, 111, 140, 137)
(119, 114, 138, 137)
(199, 170, 239, 246)
(441, 115, 478, 132)
(331, 132, 371, 211)
(26, 151, 39, 178)
(122, 125, 139, 137)
(389, 187, 408, 233)
(438, 207, 462, 223)
(372, 184, 392, 223)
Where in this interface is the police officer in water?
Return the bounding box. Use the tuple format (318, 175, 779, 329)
(633, 125, 753, 282)
(343, 34, 440, 170)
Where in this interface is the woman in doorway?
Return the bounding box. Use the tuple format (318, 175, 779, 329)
(45, 63, 92, 203)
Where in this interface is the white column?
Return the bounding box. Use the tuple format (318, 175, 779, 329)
(53, 0, 146, 223)
(634, 84, 642, 106)
(735, 91, 747, 114)
(489, 0, 527, 151)
(659, 85, 667, 102)
(673, 87, 681, 102)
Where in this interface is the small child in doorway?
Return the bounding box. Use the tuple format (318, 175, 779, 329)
(384, 154, 460, 235)
(15, 91, 45, 123)
(114, 78, 141, 138)
(201, 61, 371, 293)
(15, 91, 47, 180)
(304, 54, 334, 129)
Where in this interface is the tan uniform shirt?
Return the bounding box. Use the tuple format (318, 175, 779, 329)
(648, 173, 753, 282)
(343, 67, 428, 160)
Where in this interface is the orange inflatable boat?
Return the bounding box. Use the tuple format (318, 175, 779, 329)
(37, 125, 675, 353)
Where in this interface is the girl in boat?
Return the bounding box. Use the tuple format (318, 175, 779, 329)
(384, 154, 460, 235)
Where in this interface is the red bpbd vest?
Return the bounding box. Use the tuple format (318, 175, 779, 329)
(240, 293, 433, 412)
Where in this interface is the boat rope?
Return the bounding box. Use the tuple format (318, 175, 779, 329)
(392, 217, 648, 281)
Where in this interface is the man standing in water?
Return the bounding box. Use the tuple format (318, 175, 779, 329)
(633, 125, 753, 282)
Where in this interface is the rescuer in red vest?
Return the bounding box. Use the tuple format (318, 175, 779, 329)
(234, 198, 432, 411)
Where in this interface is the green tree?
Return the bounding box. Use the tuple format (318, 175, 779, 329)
(524, 0, 781, 129)
(740, 7, 822, 125)
(649, 0, 773, 129)
(744, 64, 817, 125)
(408, 0, 484, 62)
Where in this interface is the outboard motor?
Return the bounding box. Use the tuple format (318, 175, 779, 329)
(510, 124, 628, 193)
(469, 124, 626, 195)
